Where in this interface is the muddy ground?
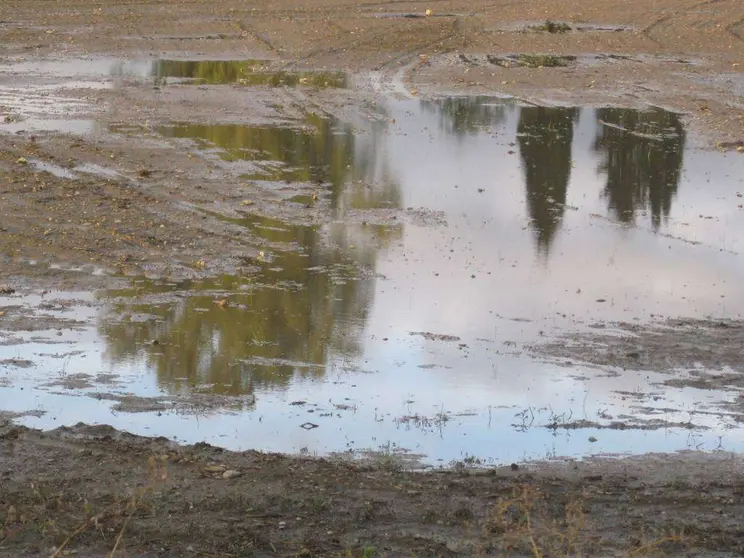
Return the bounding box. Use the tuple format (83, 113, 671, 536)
(3, 421, 744, 557)
(2, 0, 744, 556)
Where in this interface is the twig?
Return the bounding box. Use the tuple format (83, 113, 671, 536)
(108, 494, 142, 558)
(630, 535, 683, 555)
(50, 519, 91, 558)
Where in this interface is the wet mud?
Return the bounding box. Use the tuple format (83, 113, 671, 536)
(2, 0, 744, 555)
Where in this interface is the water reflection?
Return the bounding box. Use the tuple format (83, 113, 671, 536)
(10, 95, 744, 464)
(158, 114, 355, 188)
(1, 57, 349, 88)
(136, 100, 703, 401)
(101, 214, 394, 394)
(158, 115, 403, 212)
(150, 60, 349, 88)
(421, 96, 509, 136)
(593, 108, 685, 229)
(517, 106, 578, 255)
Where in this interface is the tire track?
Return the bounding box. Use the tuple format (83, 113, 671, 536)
(641, 0, 738, 45)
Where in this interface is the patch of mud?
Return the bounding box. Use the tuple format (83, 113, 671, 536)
(0, 409, 45, 423)
(488, 21, 634, 34)
(405, 207, 448, 227)
(531, 319, 744, 376)
(487, 54, 578, 68)
(546, 418, 702, 431)
(87, 392, 256, 414)
(410, 331, 461, 342)
(0, 358, 34, 368)
(43, 373, 99, 390)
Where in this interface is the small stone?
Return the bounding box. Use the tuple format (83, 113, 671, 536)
(204, 464, 226, 473)
(588, 436, 598, 443)
(222, 469, 242, 479)
(278, 521, 287, 529)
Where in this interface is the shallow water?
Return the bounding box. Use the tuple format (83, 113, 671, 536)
(0, 57, 348, 87)
(3, 96, 744, 465)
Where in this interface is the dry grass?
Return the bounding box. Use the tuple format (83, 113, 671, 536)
(478, 484, 686, 557)
(25, 456, 168, 558)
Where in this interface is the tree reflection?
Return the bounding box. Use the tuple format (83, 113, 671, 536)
(158, 114, 402, 212)
(100, 214, 401, 395)
(593, 108, 685, 229)
(105, 114, 404, 396)
(151, 59, 348, 87)
(421, 96, 510, 137)
(158, 114, 355, 189)
(517, 106, 578, 256)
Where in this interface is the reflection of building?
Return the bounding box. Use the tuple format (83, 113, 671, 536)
(593, 108, 685, 229)
(517, 106, 578, 257)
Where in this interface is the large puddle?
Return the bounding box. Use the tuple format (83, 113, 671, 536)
(3, 93, 744, 465)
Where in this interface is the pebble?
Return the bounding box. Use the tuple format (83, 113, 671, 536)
(222, 469, 242, 479)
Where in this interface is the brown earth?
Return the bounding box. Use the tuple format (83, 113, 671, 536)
(2, 0, 744, 556)
(3, 421, 744, 558)
(1, 0, 743, 287)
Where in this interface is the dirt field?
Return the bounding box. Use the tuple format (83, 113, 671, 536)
(2, 0, 744, 556)
(3, 421, 744, 557)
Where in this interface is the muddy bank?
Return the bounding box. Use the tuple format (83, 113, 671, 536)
(2, 422, 744, 557)
(530, 318, 744, 380)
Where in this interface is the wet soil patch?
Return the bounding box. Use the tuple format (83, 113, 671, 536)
(87, 392, 256, 414)
(530, 319, 744, 377)
(487, 53, 578, 68)
(0, 57, 349, 88)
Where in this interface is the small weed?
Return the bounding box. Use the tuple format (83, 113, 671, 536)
(488, 54, 577, 69)
(47, 455, 170, 558)
(530, 20, 572, 33)
(311, 498, 329, 512)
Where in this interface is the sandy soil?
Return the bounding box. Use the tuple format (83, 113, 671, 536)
(2, 0, 744, 556)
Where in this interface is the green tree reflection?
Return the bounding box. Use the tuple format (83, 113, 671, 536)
(159, 114, 355, 188)
(151, 59, 348, 87)
(517, 106, 578, 256)
(100, 213, 401, 396)
(158, 114, 402, 212)
(104, 112, 405, 396)
(593, 108, 685, 229)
